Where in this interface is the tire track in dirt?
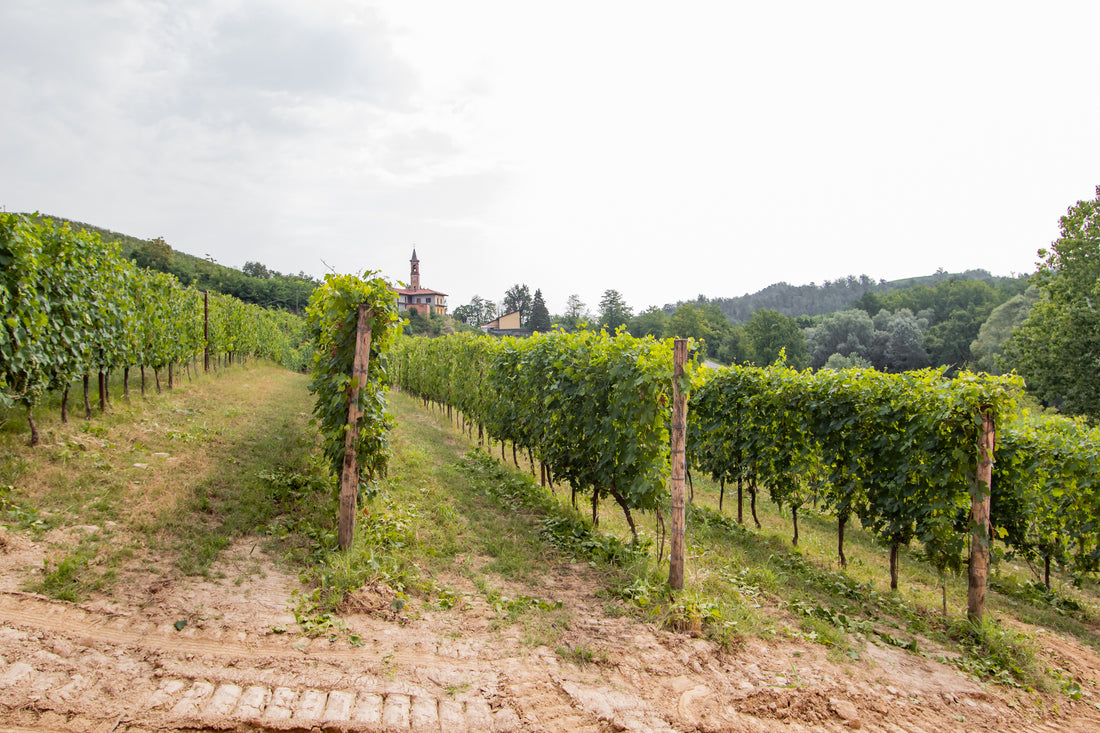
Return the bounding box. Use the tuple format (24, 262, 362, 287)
(0, 591, 674, 732)
(1, 590, 449, 666)
(6, 591, 1100, 733)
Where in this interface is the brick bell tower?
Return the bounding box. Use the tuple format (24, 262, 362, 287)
(410, 248, 421, 290)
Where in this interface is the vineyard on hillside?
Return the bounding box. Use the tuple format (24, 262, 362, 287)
(0, 213, 309, 444)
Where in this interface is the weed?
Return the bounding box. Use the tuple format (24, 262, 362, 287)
(290, 588, 350, 636)
(31, 534, 114, 602)
(0, 453, 28, 486)
(664, 592, 722, 634)
(433, 587, 458, 610)
(1046, 667, 1083, 700)
(990, 576, 1085, 617)
(483, 588, 563, 622)
(443, 682, 471, 696)
(942, 616, 1048, 690)
(540, 513, 651, 567)
(0, 484, 50, 536)
(555, 643, 607, 667)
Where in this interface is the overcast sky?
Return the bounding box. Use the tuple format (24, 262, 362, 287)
(3, 1, 1099, 316)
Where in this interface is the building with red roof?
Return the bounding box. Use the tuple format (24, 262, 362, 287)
(393, 249, 447, 316)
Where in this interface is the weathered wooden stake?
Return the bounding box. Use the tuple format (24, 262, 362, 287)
(203, 291, 210, 373)
(338, 305, 373, 551)
(669, 339, 688, 591)
(968, 408, 995, 623)
(27, 406, 39, 447)
(890, 542, 900, 590)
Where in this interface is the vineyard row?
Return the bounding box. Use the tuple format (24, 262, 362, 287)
(1, 213, 309, 443)
(389, 331, 1100, 603)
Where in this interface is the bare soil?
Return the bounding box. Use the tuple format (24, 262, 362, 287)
(3, 529, 1100, 733)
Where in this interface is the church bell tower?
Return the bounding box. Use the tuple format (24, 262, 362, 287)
(410, 249, 421, 290)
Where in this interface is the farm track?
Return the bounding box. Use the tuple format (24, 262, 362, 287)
(4, 588, 1100, 733)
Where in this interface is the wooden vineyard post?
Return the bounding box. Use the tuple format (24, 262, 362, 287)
(338, 305, 374, 550)
(968, 408, 995, 623)
(669, 339, 688, 591)
(203, 291, 210, 374)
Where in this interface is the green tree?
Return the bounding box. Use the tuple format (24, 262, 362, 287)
(628, 306, 669, 338)
(529, 289, 552, 332)
(823, 353, 872, 370)
(664, 303, 708, 342)
(131, 237, 173, 272)
(868, 309, 930, 372)
(451, 305, 474, 325)
(503, 284, 532, 326)
(555, 294, 589, 331)
(717, 327, 748, 364)
(661, 302, 733, 359)
(970, 285, 1039, 374)
(1007, 185, 1100, 420)
(598, 289, 633, 331)
(803, 309, 875, 368)
(743, 309, 807, 368)
(700, 303, 735, 358)
(921, 309, 981, 371)
(242, 261, 272, 279)
(453, 295, 496, 325)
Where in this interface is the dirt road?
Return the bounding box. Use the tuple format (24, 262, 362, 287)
(3, 535, 1100, 733)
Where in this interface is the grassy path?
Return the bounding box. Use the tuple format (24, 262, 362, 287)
(0, 362, 316, 597)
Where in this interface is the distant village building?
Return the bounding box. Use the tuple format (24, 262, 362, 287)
(480, 310, 532, 337)
(394, 249, 447, 316)
(480, 310, 522, 331)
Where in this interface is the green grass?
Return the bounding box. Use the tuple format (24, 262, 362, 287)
(296, 396, 574, 625)
(1, 361, 318, 600)
(33, 531, 116, 601)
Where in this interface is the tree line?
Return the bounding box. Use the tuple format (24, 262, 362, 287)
(450, 278, 1024, 374)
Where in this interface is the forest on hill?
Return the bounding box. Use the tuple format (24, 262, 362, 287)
(26, 214, 319, 315)
(673, 268, 1024, 324)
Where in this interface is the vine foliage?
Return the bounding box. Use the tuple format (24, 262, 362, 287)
(1, 213, 308, 444)
(305, 272, 402, 494)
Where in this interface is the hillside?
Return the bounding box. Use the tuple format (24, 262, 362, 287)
(672, 269, 1024, 324)
(22, 213, 318, 314)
